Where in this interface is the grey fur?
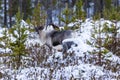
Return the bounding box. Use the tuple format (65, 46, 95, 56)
(62, 41, 77, 53)
(35, 25, 74, 51)
(49, 30, 72, 46)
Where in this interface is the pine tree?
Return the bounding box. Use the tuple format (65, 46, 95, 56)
(75, 0, 85, 20)
(87, 21, 110, 65)
(32, 3, 46, 27)
(40, 0, 57, 25)
(8, 10, 29, 69)
(103, 2, 120, 56)
(8, 0, 33, 27)
(103, 7, 120, 21)
(22, 0, 33, 20)
(0, 27, 11, 56)
(59, 3, 76, 30)
(102, 21, 120, 56)
(4, 0, 7, 27)
(104, 0, 112, 10)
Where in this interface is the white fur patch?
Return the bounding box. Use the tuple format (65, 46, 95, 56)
(53, 45, 63, 51)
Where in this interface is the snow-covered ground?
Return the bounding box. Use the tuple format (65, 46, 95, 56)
(0, 19, 120, 80)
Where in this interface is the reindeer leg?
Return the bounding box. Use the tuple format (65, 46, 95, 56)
(45, 43, 53, 53)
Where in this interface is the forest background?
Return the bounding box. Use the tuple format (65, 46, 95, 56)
(0, 0, 120, 28)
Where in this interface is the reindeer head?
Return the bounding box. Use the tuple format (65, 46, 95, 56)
(34, 26, 44, 34)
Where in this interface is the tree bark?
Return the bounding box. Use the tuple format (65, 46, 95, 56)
(4, 0, 7, 27)
(9, 0, 12, 28)
(100, 0, 104, 18)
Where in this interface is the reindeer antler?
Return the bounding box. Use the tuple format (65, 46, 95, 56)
(49, 23, 60, 30)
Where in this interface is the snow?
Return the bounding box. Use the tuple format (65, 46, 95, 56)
(104, 52, 120, 64)
(0, 19, 120, 80)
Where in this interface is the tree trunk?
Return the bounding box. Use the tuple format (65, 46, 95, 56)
(94, 0, 101, 15)
(83, 0, 90, 17)
(112, 0, 119, 7)
(100, 0, 104, 18)
(4, 0, 7, 27)
(9, 0, 12, 28)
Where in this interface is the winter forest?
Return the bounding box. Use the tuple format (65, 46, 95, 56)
(0, 0, 120, 80)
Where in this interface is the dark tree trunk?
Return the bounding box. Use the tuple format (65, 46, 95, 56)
(113, 0, 119, 7)
(9, 0, 12, 28)
(4, 0, 7, 27)
(100, 0, 104, 18)
(94, 0, 101, 15)
(83, 0, 90, 17)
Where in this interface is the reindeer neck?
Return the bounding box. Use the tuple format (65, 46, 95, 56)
(38, 30, 47, 45)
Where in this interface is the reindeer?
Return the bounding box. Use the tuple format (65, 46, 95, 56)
(35, 24, 77, 52)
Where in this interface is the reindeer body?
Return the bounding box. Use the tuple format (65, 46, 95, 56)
(36, 24, 75, 51)
(50, 30, 72, 46)
(37, 27, 72, 45)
